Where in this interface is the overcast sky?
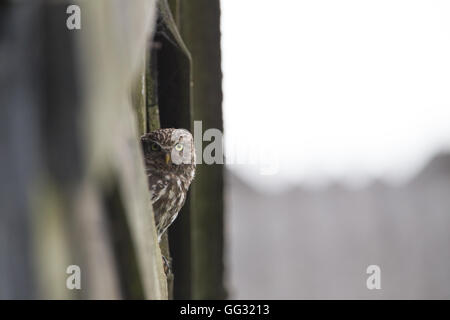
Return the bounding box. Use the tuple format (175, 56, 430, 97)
(221, 0, 450, 191)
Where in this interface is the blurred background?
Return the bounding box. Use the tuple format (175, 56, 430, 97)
(222, 0, 450, 299)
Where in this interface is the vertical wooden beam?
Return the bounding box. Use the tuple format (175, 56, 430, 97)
(179, 0, 226, 299)
(0, 0, 167, 299)
(145, 28, 174, 298)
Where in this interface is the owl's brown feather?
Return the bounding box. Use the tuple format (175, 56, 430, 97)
(141, 128, 196, 242)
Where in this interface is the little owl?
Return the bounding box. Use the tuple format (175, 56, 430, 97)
(141, 128, 196, 242)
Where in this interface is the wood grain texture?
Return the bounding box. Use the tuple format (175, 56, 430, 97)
(0, 0, 167, 299)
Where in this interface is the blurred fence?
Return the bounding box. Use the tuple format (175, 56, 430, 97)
(227, 154, 450, 299)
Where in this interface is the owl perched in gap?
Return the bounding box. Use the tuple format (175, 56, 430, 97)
(141, 128, 196, 242)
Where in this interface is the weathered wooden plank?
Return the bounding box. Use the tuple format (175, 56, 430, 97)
(178, 0, 226, 299)
(0, 0, 167, 299)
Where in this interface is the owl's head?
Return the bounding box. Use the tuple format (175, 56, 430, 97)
(141, 128, 196, 176)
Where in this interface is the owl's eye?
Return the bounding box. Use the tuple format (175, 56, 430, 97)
(150, 142, 161, 151)
(174, 143, 183, 151)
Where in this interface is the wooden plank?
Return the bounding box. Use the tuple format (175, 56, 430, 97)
(178, 0, 226, 299)
(0, 0, 167, 299)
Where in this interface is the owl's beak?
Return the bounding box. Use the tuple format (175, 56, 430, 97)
(165, 153, 171, 165)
